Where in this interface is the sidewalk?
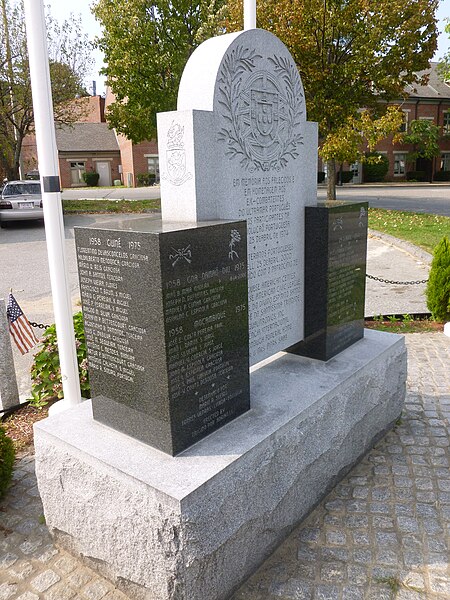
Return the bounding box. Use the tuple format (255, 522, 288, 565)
(365, 231, 431, 317)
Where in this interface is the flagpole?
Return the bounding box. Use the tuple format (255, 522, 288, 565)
(23, 0, 81, 413)
(244, 0, 256, 30)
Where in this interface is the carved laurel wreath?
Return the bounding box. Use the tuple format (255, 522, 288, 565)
(217, 46, 304, 172)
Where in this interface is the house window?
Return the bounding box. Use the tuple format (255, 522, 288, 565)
(393, 154, 406, 176)
(399, 111, 409, 133)
(70, 161, 85, 185)
(441, 153, 450, 171)
(443, 112, 450, 135)
(147, 155, 160, 182)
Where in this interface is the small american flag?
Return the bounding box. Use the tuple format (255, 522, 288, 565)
(7, 293, 39, 355)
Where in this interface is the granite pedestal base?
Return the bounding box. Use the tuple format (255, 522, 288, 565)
(34, 329, 406, 600)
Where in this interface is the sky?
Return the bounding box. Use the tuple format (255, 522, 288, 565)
(46, 0, 450, 97)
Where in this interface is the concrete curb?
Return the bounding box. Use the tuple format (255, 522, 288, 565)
(368, 228, 433, 265)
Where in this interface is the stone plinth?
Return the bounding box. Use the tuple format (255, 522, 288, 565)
(288, 202, 368, 361)
(75, 219, 249, 456)
(34, 329, 406, 600)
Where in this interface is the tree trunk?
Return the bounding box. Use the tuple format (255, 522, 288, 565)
(326, 159, 337, 200)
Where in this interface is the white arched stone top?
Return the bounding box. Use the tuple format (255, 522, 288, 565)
(178, 29, 306, 122)
(178, 31, 242, 111)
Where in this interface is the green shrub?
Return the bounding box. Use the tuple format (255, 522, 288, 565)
(136, 173, 156, 187)
(433, 170, 450, 181)
(82, 171, 100, 186)
(406, 170, 426, 182)
(338, 170, 353, 184)
(426, 236, 450, 322)
(29, 312, 90, 407)
(317, 171, 325, 184)
(363, 152, 389, 182)
(0, 426, 15, 498)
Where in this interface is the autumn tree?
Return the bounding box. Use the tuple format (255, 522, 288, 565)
(92, 0, 226, 142)
(225, 0, 438, 198)
(0, 0, 93, 180)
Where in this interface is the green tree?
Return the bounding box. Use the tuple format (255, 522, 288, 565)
(92, 0, 226, 142)
(402, 119, 440, 179)
(426, 236, 450, 322)
(0, 0, 93, 180)
(438, 19, 450, 81)
(225, 0, 438, 199)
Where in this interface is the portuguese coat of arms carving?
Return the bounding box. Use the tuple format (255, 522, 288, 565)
(217, 47, 304, 172)
(161, 121, 193, 186)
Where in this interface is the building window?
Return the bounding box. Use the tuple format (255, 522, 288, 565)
(393, 154, 406, 176)
(443, 112, 450, 135)
(147, 155, 160, 182)
(399, 111, 409, 133)
(70, 161, 85, 185)
(441, 153, 450, 171)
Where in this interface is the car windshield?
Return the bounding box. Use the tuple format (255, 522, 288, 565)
(3, 183, 41, 196)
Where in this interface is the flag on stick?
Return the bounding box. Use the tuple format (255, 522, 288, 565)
(7, 293, 39, 354)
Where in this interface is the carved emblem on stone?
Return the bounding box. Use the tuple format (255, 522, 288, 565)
(228, 229, 241, 260)
(332, 217, 344, 231)
(217, 46, 304, 172)
(358, 207, 367, 227)
(169, 245, 192, 267)
(161, 122, 193, 186)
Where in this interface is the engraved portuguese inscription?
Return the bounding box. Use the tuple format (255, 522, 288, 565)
(77, 236, 148, 384)
(159, 226, 249, 448)
(212, 40, 308, 364)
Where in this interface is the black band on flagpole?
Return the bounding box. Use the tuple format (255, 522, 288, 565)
(42, 176, 61, 193)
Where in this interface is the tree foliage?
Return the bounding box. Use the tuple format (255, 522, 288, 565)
(402, 119, 440, 162)
(320, 107, 404, 165)
(0, 0, 94, 179)
(93, 0, 226, 142)
(438, 20, 450, 81)
(224, 0, 438, 197)
(426, 236, 450, 322)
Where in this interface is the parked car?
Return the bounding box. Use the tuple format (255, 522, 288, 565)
(0, 180, 44, 227)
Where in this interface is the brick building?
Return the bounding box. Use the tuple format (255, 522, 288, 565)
(372, 62, 450, 182)
(320, 62, 450, 183)
(21, 94, 159, 188)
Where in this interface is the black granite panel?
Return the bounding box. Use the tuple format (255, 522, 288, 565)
(75, 221, 250, 455)
(287, 202, 368, 361)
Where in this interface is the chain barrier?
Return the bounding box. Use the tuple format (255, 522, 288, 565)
(30, 321, 51, 330)
(366, 274, 428, 286)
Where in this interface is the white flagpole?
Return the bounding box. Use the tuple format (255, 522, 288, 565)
(23, 0, 81, 413)
(244, 0, 256, 30)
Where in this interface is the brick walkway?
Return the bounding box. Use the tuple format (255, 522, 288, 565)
(1, 332, 449, 600)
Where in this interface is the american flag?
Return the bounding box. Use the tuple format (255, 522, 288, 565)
(7, 293, 39, 355)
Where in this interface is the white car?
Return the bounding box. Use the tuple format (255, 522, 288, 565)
(0, 180, 44, 227)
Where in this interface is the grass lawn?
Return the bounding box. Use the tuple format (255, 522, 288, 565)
(368, 208, 450, 253)
(63, 201, 448, 255)
(62, 198, 161, 213)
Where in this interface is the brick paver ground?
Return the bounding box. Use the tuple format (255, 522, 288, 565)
(0, 332, 449, 600)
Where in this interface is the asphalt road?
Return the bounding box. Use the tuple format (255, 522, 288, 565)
(317, 184, 450, 216)
(62, 186, 161, 201)
(62, 183, 450, 215)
